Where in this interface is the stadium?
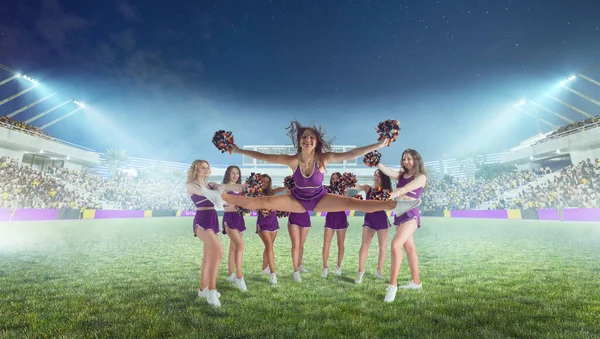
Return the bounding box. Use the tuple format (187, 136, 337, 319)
(1, 56, 599, 338)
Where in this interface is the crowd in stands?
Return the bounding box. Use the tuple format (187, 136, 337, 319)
(539, 115, 600, 143)
(0, 157, 98, 210)
(3, 152, 600, 212)
(420, 167, 550, 212)
(0, 116, 54, 140)
(491, 159, 600, 210)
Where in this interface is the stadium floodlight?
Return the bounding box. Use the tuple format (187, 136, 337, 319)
(559, 75, 576, 86)
(21, 75, 39, 85)
(529, 156, 534, 160)
(556, 149, 560, 154)
(74, 100, 85, 108)
(15, 73, 21, 77)
(515, 100, 526, 107)
(40, 150, 44, 154)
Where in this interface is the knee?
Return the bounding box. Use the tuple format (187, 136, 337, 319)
(404, 243, 416, 255)
(237, 242, 245, 252)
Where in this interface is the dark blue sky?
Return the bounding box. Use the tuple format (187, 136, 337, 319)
(1, 0, 600, 166)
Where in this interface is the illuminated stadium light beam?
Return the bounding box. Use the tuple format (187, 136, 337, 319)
(0, 83, 40, 107)
(0, 75, 19, 87)
(560, 84, 600, 108)
(40, 107, 84, 130)
(516, 107, 559, 129)
(74, 100, 85, 108)
(578, 73, 600, 88)
(6, 92, 58, 118)
(527, 100, 574, 124)
(559, 75, 576, 86)
(543, 94, 593, 119)
(24, 99, 72, 124)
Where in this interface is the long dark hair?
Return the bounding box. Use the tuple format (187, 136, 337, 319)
(401, 149, 427, 187)
(375, 169, 392, 192)
(286, 120, 334, 164)
(261, 174, 273, 196)
(222, 165, 242, 184)
(330, 172, 342, 186)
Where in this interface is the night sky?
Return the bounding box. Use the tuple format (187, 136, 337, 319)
(1, 0, 600, 166)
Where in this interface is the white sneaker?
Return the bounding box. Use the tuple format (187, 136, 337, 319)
(321, 267, 328, 278)
(270, 273, 278, 285)
(234, 276, 248, 291)
(261, 267, 271, 275)
(392, 198, 421, 216)
(201, 186, 226, 210)
(226, 273, 235, 282)
(355, 271, 365, 284)
(205, 288, 221, 307)
(298, 265, 308, 273)
(334, 266, 342, 275)
(376, 270, 384, 279)
(198, 287, 221, 298)
(399, 280, 422, 289)
(384, 284, 398, 303)
(293, 271, 302, 282)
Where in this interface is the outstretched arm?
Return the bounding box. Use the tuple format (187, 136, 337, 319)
(377, 163, 402, 180)
(324, 139, 386, 165)
(389, 174, 427, 199)
(232, 145, 297, 167)
(351, 183, 371, 193)
(211, 183, 245, 191)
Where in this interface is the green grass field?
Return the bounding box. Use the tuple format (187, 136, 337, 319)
(1, 217, 599, 338)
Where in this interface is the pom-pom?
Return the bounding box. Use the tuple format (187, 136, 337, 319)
(276, 211, 291, 218)
(376, 120, 400, 146)
(212, 130, 236, 154)
(353, 194, 364, 200)
(258, 209, 271, 217)
(340, 172, 357, 190)
(235, 173, 267, 215)
(326, 184, 346, 196)
(368, 187, 391, 201)
(363, 150, 381, 167)
(283, 175, 295, 190)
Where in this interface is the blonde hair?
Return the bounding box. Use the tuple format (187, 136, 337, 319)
(187, 159, 209, 183)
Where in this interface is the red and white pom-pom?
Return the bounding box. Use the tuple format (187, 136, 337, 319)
(258, 208, 271, 217)
(340, 172, 357, 190)
(376, 120, 400, 147)
(235, 173, 265, 215)
(276, 211, 291, 218)
(352, 194, 364, 200)
(212, 130, 236, 154)
(236, 205, 251, 216)
(368, 187, 391, 201)
(283, 175, 295, 190)
(363, 150, 381, 167)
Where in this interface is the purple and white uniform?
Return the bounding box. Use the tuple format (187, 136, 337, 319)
(288, 211, 311, 228)
(394, 175, 423, 228)
(190, 184, 219, 235)
(257, 210, 279, 233)
(362, 188, 390, 231)
(290, 161, 327, 211)
(323, 185, 348, 230)
(222, 191, 246, 234)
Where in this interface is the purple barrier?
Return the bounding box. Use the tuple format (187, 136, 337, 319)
(180, 210, 196, 217)
(562, 208, 600, 222)
(0, 208, 11, 221)
(537, 209, 560, 221)
(94, 210, 145, 219)
(450, 209, 508, 219)
(11, 208, 59, 221)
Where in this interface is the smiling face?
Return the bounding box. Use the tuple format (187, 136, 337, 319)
(300, 129, 317, 153)
(193, 161, 211, 181)
(402, 152, 415, 172)
(260, 174, 272, 191)
(373, 170, 382, 187)
(330, 172, 341, 185)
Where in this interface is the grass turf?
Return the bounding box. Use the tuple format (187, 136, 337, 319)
(1, 217, 599, 338)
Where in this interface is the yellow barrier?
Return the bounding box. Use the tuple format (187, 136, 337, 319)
(82, 209, 96, 219)
(507, 209, 522, 219)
